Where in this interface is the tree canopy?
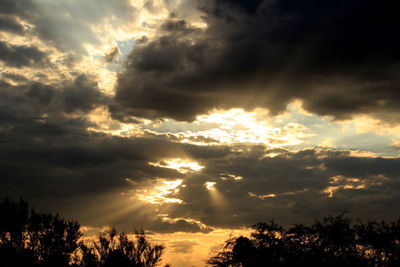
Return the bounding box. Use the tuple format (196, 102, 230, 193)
(0, 198, 165, 267)
(79, 228, 164, 267)
(2, 198, 400, 267)
(207, 214, 400, 266)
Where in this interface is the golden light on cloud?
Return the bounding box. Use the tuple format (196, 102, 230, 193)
(86, 107, 148, 137)
(159, 215, 211, 232)
(220, 173, 243, 181)
(248, 189, 309, 199)
(322, 175, 386, 198)
(134, 179, 184, 205)
(148, 158, 204, 174)
(154, 108, 311, 147)
(248, 192, 277, 199)
(204, 181, 216, 190)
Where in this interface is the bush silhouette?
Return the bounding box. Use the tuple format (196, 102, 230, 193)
(79, 227, 164, 267)
(207, 214, 400, 267)
(0, 198, 81, 267)
(0, 198, 166, 267)
(3, 198, 400, 267)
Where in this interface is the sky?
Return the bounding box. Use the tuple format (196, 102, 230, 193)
(1, 0, 400, 266)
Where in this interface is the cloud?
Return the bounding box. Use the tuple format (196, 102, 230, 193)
(149, 218, 212, 233)
(103, 47, 120, 63)
(0, 72, 234, 231)
(0, 0, 34, 15)
(0, 74, 108, 121)
(114, 0, 400, 123)
(2, 82, 400, 231)
(0, 0, 136, 54)
(0, 41, 49, 67)
(158, 146, 400, 228)
(168, 240, 198, 253)
(0, 15, 25, 33)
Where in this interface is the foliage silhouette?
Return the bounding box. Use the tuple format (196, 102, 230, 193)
(0, 198, 167, 267)
(0, 198, 81, 267)
(4, 198, 400, 267)
(79, 227, 165, 267)
(207, 214, 400, 267)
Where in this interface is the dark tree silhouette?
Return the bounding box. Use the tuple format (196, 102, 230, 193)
(207, 214, 400, 267)
(0, 198, 81, 267)
(79, 228, 165, 267)
(0, 198, 168, 267)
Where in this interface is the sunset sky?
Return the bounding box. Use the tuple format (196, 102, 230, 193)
(1, 0, 400, 266)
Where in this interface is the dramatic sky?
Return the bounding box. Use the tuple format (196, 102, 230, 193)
(1, 0, 400, 265)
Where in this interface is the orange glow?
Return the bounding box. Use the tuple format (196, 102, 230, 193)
(148, 228, 251, 267)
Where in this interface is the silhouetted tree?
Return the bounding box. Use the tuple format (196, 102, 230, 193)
(0, 198, 81, 267)
(207, 214, 400, 267)
(0, 198, 168, 267)
(355, 220, 400, 265)
(79, 228, 165, 267)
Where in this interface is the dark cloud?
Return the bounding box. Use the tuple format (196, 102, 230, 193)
(0, 74, 108, 125)
(103, 47, 120, 63)
(148, 219, 211, 234)
(168, 240, 198, 253)
(0, 72, 233, 231)
(0, 41, 49, 67)
(2, 77, 400, 231)
(1, 72, 29, 82)
(156, 147, 400, 228)
(0, 15, 25, 33)
(114, 0, 400, 122)
(0, 0, 34, 15)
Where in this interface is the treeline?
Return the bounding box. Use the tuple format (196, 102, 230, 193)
(2, 198, 400, 267)
(0, 199, 165, 267)
(207, 214, 400, 266)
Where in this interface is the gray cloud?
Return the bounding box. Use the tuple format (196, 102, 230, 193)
(103, 47, 120, 63)
(114, 0, 400, 122)
(0, 15, 25, 33)
(0, 0, 136, 54)
(159, 147, 400, 229)
(0, 41, 49, 67)
(2, 80, 400, 231)
(0, 72, 232, 231)
(169, 240, 198, 253)
(148, 219, 211, 234)
(0, 0, 34, 15)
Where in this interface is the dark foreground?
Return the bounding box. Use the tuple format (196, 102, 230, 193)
(1, 198, 399, 267)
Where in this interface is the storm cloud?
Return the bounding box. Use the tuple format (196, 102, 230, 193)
(0, 41, 49, 67)
(114, 0, 400, 122)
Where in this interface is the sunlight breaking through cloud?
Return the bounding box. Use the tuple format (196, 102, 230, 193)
(204, 181, 216, 190)
(148, 158, 204, 174)
(321, 175, 387, 198)
(163, 108, 310, 147)
(134, 179, 184, 205)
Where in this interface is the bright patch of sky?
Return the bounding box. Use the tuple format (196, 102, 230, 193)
(139, 101, 400, 157)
